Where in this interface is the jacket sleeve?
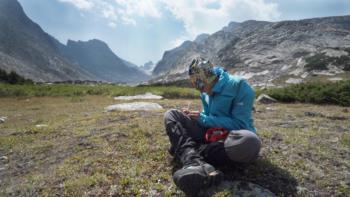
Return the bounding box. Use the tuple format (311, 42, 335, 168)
(200, 93, 209, 115)
(199, 113, 242, 130)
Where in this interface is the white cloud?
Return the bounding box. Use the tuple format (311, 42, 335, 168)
(58, 0, 94, 10)
(57, 0, 280, 34)
(108, 22, 117, 28)
(57, 0, 162, 26)
(100, 3, 118, 27)
(163, 0, 280, 38)
(115, 0, 162, 18)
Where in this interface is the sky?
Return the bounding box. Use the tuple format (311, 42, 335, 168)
(18, 0, 350, 66)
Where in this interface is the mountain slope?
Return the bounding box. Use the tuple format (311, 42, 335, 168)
(0, 0, 94, 82)
(58, 39, 149, 83)
(152, 16, 350, 86)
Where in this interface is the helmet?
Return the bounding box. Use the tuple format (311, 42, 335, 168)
(188, 57, 216, 90)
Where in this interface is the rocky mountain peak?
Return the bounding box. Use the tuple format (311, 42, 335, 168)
(222, 21, 240, 32)
(74, 38, 107, 46)
(60, 39, 149, 83)
(194, 34, 210, 44)
(67, 39, 110, 52)
(0, 0, 25, 19)
(151, 15, 350, 87)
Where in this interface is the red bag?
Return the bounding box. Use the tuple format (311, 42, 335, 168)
(205, 128, 229, 143)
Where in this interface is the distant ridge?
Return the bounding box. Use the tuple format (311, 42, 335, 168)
(57, 39, 149, 84)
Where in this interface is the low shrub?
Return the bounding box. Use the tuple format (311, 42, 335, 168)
(305, 52, 350, 71)
(304, 53, 329, 71)
(264, 80, 350, 106)
(0, 68, 33, 84)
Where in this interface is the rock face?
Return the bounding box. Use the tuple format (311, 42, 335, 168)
(57, 39, 149, 84)
(0, 0, 94, 82)
(152, 16, 350, 86)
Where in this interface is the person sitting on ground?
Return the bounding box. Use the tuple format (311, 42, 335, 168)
(163, 57, 261, 196)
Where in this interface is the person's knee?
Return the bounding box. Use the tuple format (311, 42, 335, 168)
(164, 109, 177, 123)
(164, 109, 186, 125)
(224, 130, 261, 163)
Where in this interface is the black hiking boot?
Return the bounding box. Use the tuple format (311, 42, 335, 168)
(173, 160, 223, 196)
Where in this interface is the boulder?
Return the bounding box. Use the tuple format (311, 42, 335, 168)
(114, 93, 163, 100)
(0, 117, 7, 123)
(0, 156, 8, 164)
(256, 94, 277, 104)
(106, 102, 163, 112)
(36, 124, 48, 128)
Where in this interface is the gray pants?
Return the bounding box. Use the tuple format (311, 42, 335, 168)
(164, 109, 261, 165)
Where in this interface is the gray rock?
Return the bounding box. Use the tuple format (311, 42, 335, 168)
(108, 185, 118, 196)
(329, 77, 343, 81)
(0, 156, 8, 163)
(304, 111, 325, 117)
(148, 189, 158, 196)
(256, 94, 277, 104)
(114, 93, 163, 100)
(286, 78, 303, 84)
(0, 116, 7, 123)
(35, 124, 48, 128)
(106, 102, 163, 112)
(204, 180, 276, 196)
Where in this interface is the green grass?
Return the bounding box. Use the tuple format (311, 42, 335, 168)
(0, 96, 349, 196)
(2, 79, 350, 107)
(0, 83, 198, 99)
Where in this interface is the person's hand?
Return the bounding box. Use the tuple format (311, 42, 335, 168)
(181, 108, 190, 115)
(188, 111, 200, 120)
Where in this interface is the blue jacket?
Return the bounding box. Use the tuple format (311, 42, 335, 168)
(198, 67, 256, 132)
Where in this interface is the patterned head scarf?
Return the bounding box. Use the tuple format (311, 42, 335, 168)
(188, 57, 217, 90)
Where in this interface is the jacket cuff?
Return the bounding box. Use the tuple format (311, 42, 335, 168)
(199, 112, 207, 126)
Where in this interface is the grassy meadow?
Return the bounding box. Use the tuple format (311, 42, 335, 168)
(0, 84, 198, 99)
(0, 84, 349, 196)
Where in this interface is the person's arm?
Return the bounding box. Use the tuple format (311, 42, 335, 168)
(199, 113, 243, 130)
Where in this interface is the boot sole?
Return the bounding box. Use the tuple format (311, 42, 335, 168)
(174, 169, 223, 196)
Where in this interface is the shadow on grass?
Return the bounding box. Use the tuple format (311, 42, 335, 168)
(170, 157, 297, 196)
(218, 159, 298, 196)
